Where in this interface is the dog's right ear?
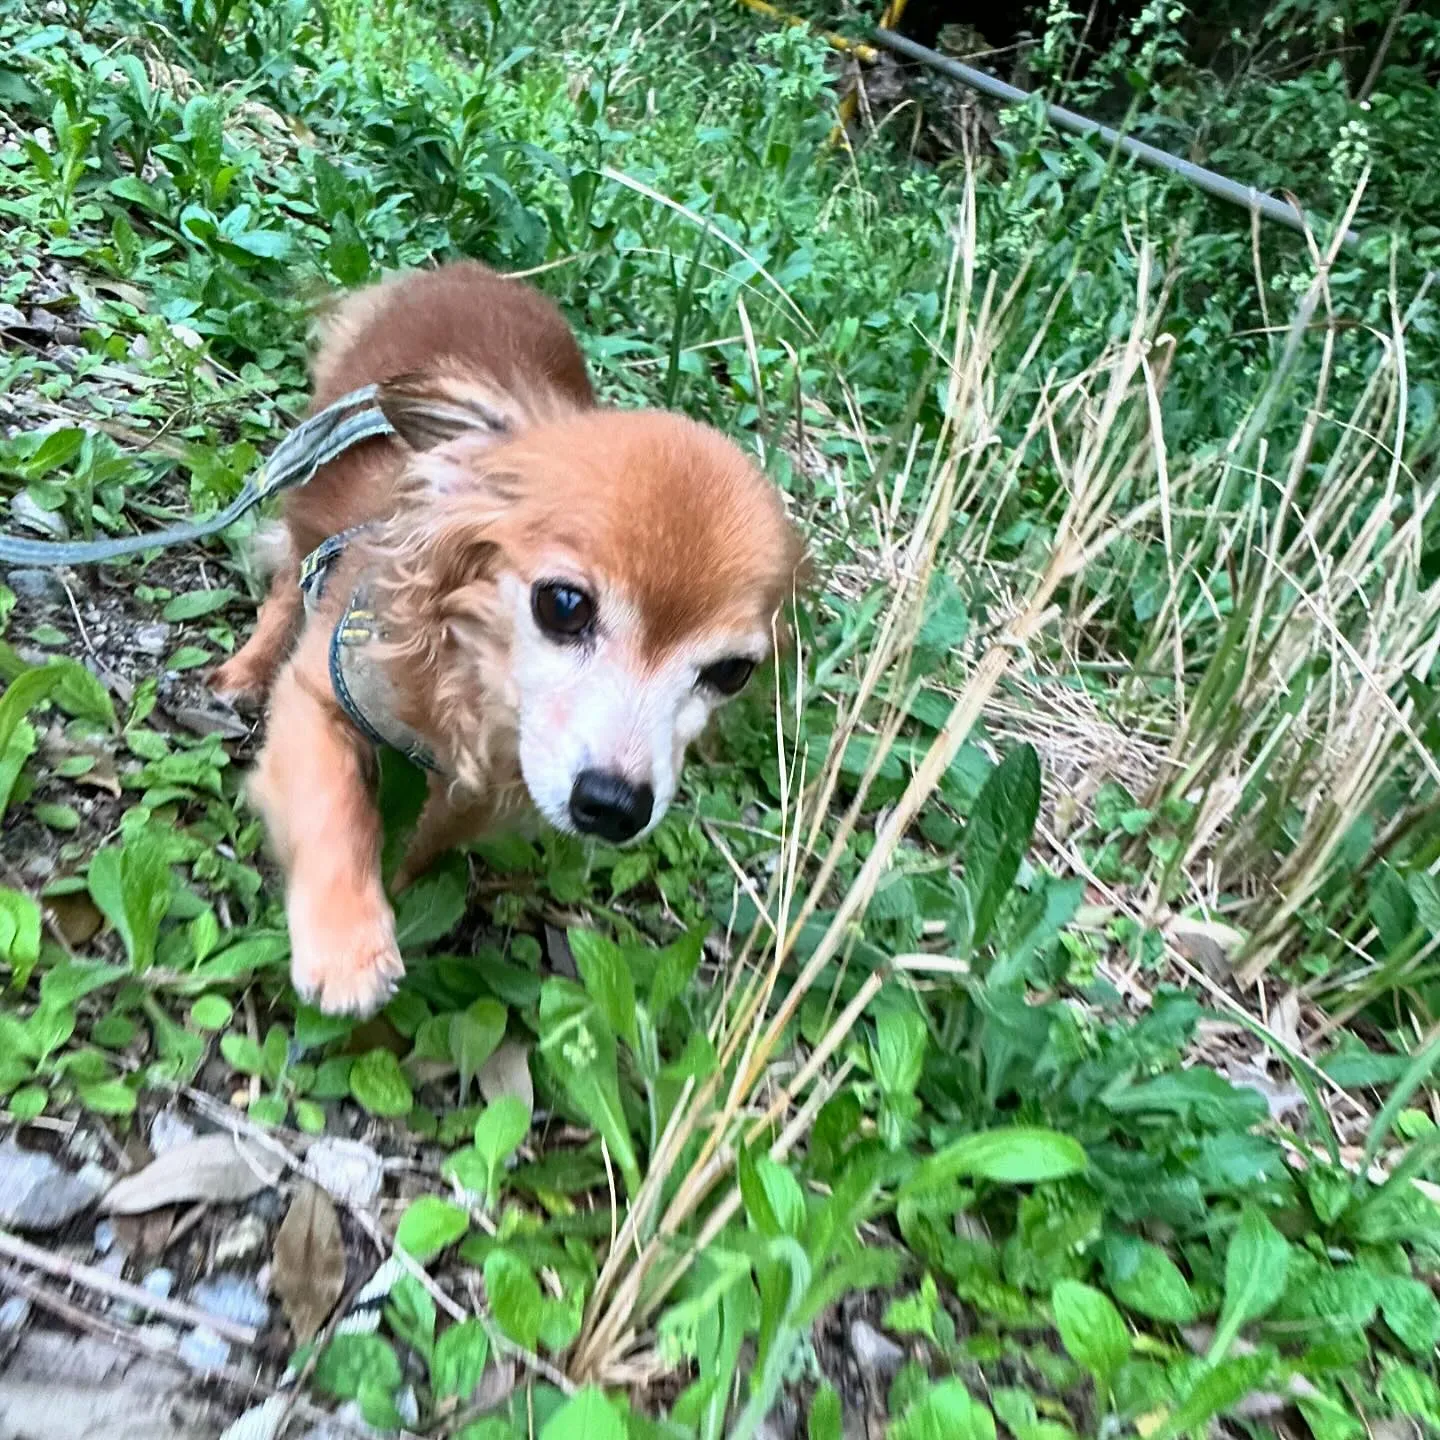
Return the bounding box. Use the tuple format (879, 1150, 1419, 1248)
(377, 371, 516, 453)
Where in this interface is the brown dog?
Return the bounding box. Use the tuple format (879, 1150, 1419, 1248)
(211, 262, 802, 1015)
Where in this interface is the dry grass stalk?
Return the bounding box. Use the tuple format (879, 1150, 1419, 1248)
(1119, 182, 1440, 981)
(571, 218, 1171, 1383)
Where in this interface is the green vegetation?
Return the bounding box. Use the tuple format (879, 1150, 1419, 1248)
(1, 0, 1438, 1435)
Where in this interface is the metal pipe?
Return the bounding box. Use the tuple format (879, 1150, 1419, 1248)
(871, 28, 1361, 249)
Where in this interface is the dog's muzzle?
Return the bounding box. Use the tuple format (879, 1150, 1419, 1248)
(568, 769, 653, 843)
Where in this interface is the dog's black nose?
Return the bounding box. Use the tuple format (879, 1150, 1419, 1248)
(569, 770, 654, 843)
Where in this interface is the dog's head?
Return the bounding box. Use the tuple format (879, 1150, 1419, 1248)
(373, 403, 803, 842)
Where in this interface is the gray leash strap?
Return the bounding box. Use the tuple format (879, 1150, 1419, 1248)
(0, 384, 395, 567)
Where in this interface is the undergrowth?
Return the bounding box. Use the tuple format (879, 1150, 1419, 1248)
(0, 0, 1438, 1436)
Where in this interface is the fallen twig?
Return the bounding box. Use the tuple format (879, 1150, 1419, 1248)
(0, 1226, 260, 1347)
(0, 1262, 392, 1439)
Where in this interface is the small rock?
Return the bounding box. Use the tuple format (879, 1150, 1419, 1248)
(76, 1161, 110, 1195)
(177, 1325, 231, 1372)
(93, 1220, 118, 1255)
(168, 702, 250, 740)
(213, 1212, 268, 1268)
(219, 1398, 289, 1440)
(22, 307, 58, 338)
(755, 1396, 800, 1440)
(135, 1322, 180, 1350)
(394, 1387, 419, 1427)
(147, 1108, 196, 1156)
(133, 622, 173, 657)
(246, 1187, 285, 1224)
(63, 1129, 107, 1168)
(479, 1040, 534, 1112)
(9, 492, 67, 541)
(0, 1296, 31, 1331)
(94, 1250, 126, 1282)
(188, 1274, 269, 1330)
(305, 1137, 383, 1208)
(0, 303, 26, 332)
(5, 568, 67, 609)
(849, 1319, 904, 1377)
(141, 1267, 174, 1300)
(0, 1140, 105, 1230)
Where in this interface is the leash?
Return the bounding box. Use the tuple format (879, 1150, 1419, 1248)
(2, 381, 444, 772)
(0, 385, 395, 566)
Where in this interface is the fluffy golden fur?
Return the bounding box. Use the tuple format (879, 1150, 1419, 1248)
(212, 261, 802, 1015)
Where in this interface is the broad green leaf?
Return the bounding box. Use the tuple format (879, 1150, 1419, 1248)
(33, 802, 79, 831)
(385, 1273, 436, 1359)
(295, 1100, 326, 1134)
(188, 995, 234, 1031)
(449, 998, 507, 1103)
(349, 1048, 414, 1117)
(890, 1379, 996, 1440)
(471, 1095, 531, 1201)
(537, 979, 640, 1196)
(1378, 1274, 1440, 1354)
(161, 588, 236, 621)
(77, 1079, 137, 1115)
(1098, 1235, 1197, 1323)
(432, 1318, 489, 1401)
(0, 718, 36, 826)
(808, 1384, 842, 1440)
(991, 1389, 1076, 1440)
(182, 93, 223, 166)
(40, 961, 128, 1007)
(393, 861, 466, 950)
(739, 1151, 806, 1239)
(314, 1333, 402, 1401)
(569, 928, 639, 1053)
(872, 1002, 927, 1098)
(539, 1385, 626, 1440)
(1362, 1029, 1440, 1176)
(962, 742, 1040, 951)
(86, 824, 171, 971)
(220, 1033, 265, 1075)
(1210, 1205, 1290, 1362)
(648, 927, 704, 1017)
(0, 887, 41, 988)
(899, 1127, 1086, 1200)
(484, 1249, 542, 1351)
(1051, 1280, 1129, 1392)
(0, 666, 58, 758)
(1151, 1352, 1276, 1440)
(8, 1086, 45, 1121)
(47, 658, 116, 729)
(395, 1195, 469, 1262)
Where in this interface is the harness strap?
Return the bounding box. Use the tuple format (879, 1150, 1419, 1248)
(0, 385, 394, 567)
(300, 526, 441, 774)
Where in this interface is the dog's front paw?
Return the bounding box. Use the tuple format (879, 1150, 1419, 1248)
(289, 910, 405, 1017)
(208, 656, 269, 712)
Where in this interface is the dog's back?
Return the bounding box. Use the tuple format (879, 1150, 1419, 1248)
(285, 262, 593, 556)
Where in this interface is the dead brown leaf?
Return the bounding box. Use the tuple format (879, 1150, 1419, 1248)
(479, 1041, 533, 1112)
(100, 1135, 283, 1215)
(271, 1181, 346, 1344)
(45, 893, 104, 947)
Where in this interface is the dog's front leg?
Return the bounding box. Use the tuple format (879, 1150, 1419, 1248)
(392, 779, 495, 892)
(251, 639, 403, 1017)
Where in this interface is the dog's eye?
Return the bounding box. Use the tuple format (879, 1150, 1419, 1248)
(699, 657, 755, 696)
(532, 582, 595, 639)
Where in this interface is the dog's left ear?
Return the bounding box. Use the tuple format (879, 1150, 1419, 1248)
(377, 371, 516, 453)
